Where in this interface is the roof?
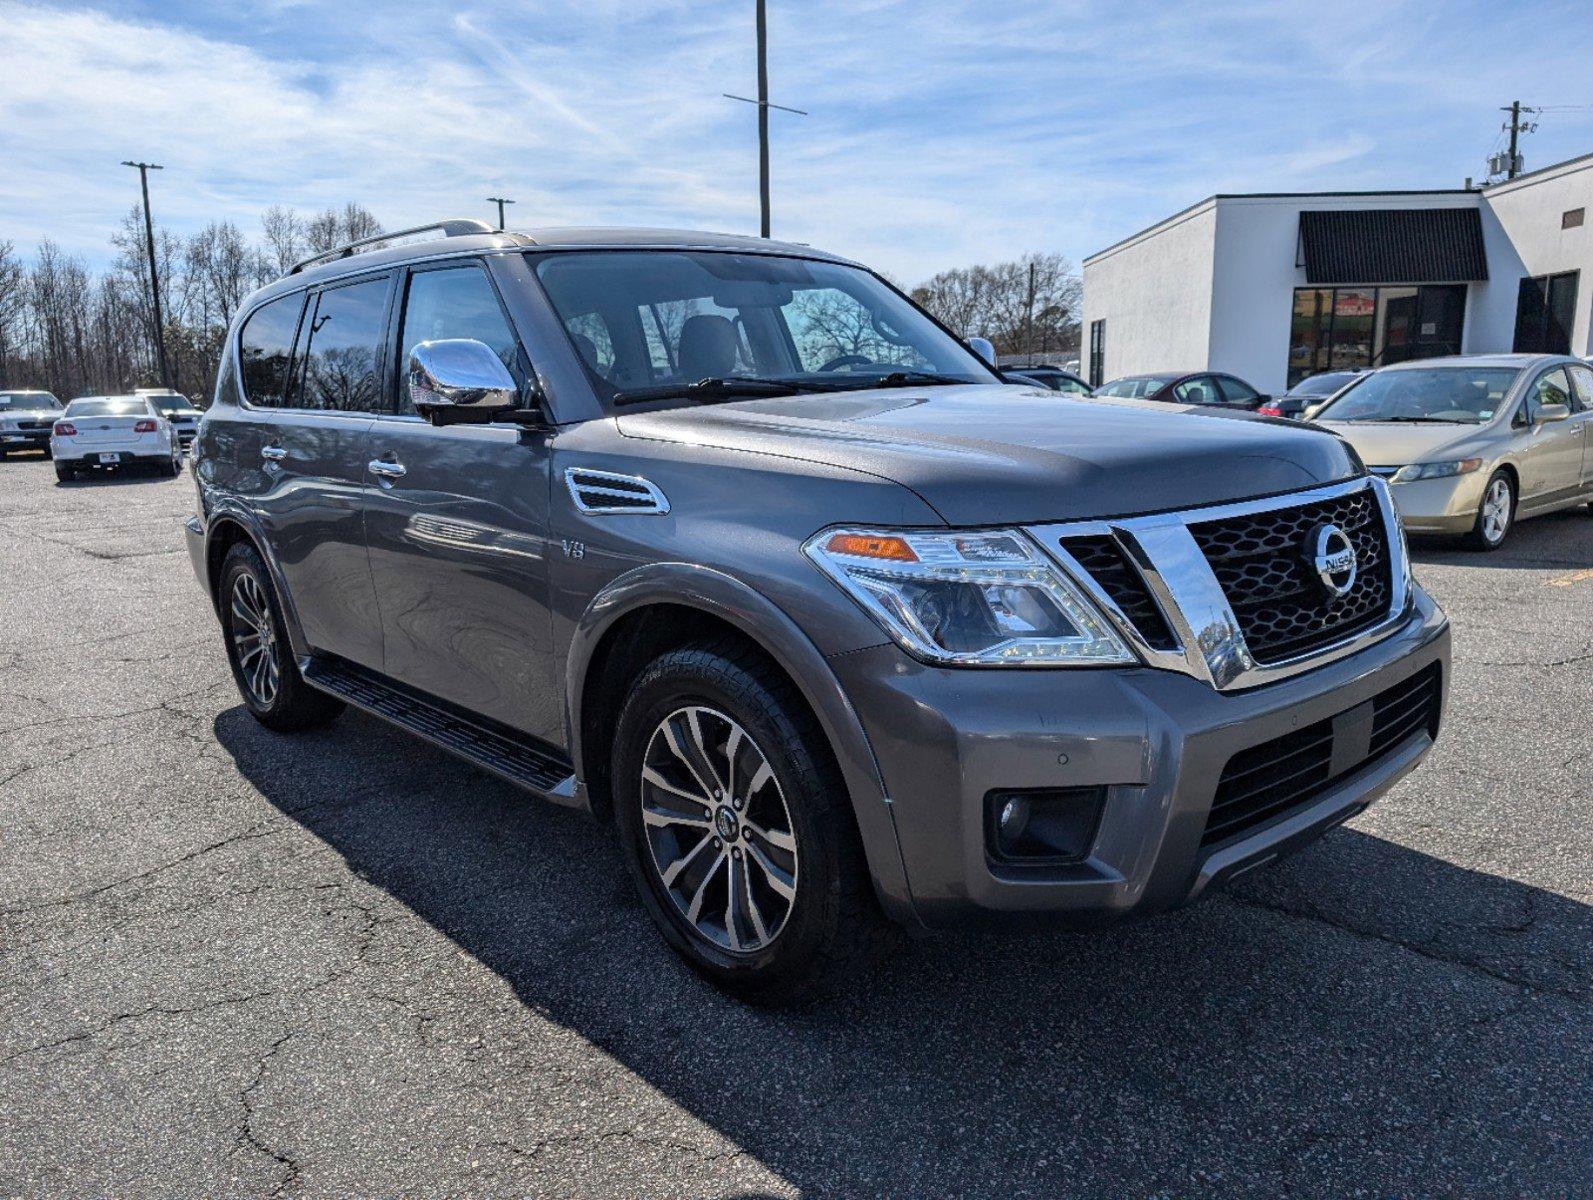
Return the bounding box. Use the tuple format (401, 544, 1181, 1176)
(1298, 207, 1488, 284)
(1379, 353, 1558, 371)
(245, 223, 856, 312)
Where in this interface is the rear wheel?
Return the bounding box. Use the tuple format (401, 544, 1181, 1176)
(54, 461, 75, 483)
(612, 640, 893, 1004)
(219, 543, 343, 732)
(158, 442, 181, 477)
(1465, 470, 1515, 550)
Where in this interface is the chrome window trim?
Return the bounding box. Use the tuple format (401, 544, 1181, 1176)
(1028, 476, 1410, 692)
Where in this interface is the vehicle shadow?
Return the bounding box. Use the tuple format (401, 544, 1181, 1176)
(213, 705, 1589, 1194)
(51, 467, 175, 487)
(1409, 507, 1592, 569)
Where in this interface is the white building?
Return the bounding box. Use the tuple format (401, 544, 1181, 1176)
(1080, 152, 1593, 394)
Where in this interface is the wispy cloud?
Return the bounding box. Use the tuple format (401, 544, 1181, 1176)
(1, 0, 1590, 283)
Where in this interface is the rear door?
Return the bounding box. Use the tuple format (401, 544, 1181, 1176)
(229, 274, 392, 670)
(361, 258, 562, 741)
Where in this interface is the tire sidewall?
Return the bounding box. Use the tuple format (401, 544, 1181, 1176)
(219, 546, 288, 722)
(612, 651, 844, 990)
(1475, 470, 1515, 549)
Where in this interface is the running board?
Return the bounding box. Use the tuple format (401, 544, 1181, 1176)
(302, 656, 579, 805)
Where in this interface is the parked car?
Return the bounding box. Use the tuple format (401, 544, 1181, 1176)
(0, 389, 64, 457)
(51, 395, 184, 481)
(1000, 364, 1093, 395)
(1259, 370, 1366, 419)
(135, 388, 202, 447)
(1095, 371, 1271, 409)
(186, 220, 1449, 1002)
(1310, 355, 1593, 549)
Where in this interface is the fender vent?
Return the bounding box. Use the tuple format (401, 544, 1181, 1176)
(564, 467, 670, 515)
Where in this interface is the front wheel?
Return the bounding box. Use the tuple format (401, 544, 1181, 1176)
(612, 640, 892, 1003)
(219, 543, 344, 732)
(1465, 470, 1515, 550)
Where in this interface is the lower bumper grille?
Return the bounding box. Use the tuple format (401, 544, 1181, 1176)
(1202, 663, 1442, 848)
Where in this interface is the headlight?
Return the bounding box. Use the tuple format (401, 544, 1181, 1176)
(1391, 458, 1482, 483)
(803, 527, 1134, 667)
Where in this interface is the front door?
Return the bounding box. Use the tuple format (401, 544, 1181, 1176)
(1514, 366, 1586, 509)
(361, 260, 562, 742)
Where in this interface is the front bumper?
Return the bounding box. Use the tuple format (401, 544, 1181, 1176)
(830, 586, 1449, 930)
(0, 429, 51, 449)
(1385, 470, 1488, 535)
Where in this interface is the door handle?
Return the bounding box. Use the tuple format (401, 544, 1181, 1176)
(368, 458, 407, 482)
(260, 444, 287, 462)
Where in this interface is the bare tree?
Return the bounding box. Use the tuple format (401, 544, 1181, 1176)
(0, 240, 26, 386)
(260, 205, 305, 275)
(912, 252, 1082, 360)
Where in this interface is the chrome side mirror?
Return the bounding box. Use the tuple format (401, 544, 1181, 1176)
(1535, 402, 1570, 424)
(967, 336, 997, 366)
(409, 339, 519, 424)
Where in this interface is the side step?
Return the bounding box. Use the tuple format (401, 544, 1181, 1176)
(302, 656, 579, 804)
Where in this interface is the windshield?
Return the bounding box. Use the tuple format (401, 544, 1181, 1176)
(532, 250, 995, 407)
(64, 398, 151, 418)
(1291, 372, 1356, 397)
(0, 392, 61, 410)
(144, 394, 192, 413)
(1316, 367, 1520, 424)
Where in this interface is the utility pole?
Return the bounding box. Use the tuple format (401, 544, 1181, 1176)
(486, 196, 515, 231)
(1024, 262, 1037, 365)
(121, 160, 170, 389)
(1506, 100, 1522, 179)
(723, 0, 806, 238)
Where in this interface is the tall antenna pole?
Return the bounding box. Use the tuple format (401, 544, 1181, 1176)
(486, 196, 515, 231)
(723, 2, 806, 238)
(121, 160, 170, 389)
(756, 0, 770, 238)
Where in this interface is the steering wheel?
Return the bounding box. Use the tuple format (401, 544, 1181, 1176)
(818, 354, 873, 372)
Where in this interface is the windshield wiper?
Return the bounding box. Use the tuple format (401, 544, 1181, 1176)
(612, 376, 827, 406)
(1378, 416, 1470, 424)
(865, 370, 969, 388)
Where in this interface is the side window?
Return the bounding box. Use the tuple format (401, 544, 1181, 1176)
(238, 292, 305, 407)
(1566, 364, 1593, 411)
(1174, 377, 1218, 404)
(299, 276, 392, 413)
(1526, 367, 1572, 421)
(1216, 375, 1259, 403)
(397, 266, 521, 415)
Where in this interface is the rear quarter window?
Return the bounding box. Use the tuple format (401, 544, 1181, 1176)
(239, 292, 307, 407)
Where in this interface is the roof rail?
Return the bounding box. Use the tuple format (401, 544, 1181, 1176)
(288, 218, 496, 275)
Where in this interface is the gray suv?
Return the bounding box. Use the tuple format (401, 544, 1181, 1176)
(186, 220, 1451, 1001)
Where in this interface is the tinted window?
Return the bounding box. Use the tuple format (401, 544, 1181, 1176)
(397, 267, 520, 415)
(1216, 375, 1259, 403)
(145, 394, 193, 414)
(0, 392, 61, 410)
(1173, 377, 1219, 404)
(239, 293, 306, 407)
(299, 277, 391, 412)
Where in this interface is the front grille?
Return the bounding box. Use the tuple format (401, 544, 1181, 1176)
(1061, 534, 1177, 651)
(1189, 487, 1392, 663)
(17, 420, 49, 432)
(1202, 663, 1442, 848)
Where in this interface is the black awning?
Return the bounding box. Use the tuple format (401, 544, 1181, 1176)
(1298, 207, 1488, 285)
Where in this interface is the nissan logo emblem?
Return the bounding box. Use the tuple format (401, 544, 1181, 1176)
(1307, 523, 1358, 599)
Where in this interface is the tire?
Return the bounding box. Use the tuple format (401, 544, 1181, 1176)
(159, 444, 181, 477)
(611, 639, 894, 1004)
(1465, 469, 1515, 550)
(219, 543, 344, 732)
(54, 461, 75, 482)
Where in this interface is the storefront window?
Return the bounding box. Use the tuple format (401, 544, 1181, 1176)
(1287, 284, 1466, 387)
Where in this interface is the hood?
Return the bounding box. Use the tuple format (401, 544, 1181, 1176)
(1316, 419, 1484, 468)
(616, 385, 1361, 525)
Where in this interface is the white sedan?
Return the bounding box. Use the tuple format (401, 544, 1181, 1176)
(51, 395, 184, 482)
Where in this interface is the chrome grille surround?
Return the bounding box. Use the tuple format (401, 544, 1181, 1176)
(1030, 476, 1410, 692)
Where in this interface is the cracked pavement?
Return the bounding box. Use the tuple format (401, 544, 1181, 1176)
(1, 457, 1588, 1197)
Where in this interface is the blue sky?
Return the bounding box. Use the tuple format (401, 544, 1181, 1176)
(2, 0, 1592, 283)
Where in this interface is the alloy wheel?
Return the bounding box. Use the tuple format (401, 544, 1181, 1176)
(230, 572, 280, 707)
(1481, 477, 1511, 544)
(639, 705, 798, 954)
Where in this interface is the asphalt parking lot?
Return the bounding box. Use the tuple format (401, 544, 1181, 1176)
(1, 455, 1588, 1198)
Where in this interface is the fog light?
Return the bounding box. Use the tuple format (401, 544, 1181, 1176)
(986, 787, 1106, 863)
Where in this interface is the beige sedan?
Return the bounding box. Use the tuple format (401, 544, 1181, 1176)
(1310, 354, 1593, 549)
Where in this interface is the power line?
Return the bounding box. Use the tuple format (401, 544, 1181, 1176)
(120, 160, 170, 389)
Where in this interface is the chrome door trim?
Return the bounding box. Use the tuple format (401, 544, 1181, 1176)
(1028, 476, 1412, 692)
